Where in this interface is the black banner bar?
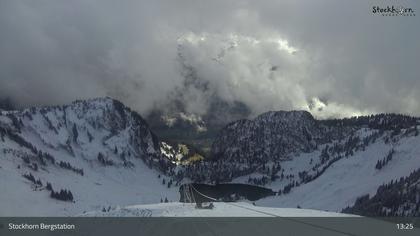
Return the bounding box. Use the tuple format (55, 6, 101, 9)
(1, 217, 419, 236)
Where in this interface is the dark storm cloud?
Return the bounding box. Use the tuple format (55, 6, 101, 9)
(0, 0, 419, 118)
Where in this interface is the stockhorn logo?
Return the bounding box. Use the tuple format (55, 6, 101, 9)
(372, 5, 416, 16)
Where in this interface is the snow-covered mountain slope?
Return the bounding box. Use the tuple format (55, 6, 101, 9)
(0, 97, 179, 216)
(342, 167, 420, 217)
(205, 111, 420, 215)
(1, 97, 419, 217)
(80, 202, 351, 217)
(256, 133, 420, 210)
(227, 127, 420, 214)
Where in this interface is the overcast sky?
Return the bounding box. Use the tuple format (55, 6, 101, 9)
(0, 0, 419, 118)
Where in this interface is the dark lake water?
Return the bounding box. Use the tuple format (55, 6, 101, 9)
(179, 183, 276, 203)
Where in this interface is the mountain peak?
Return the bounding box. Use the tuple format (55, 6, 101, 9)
(70, 96, 119, 107)
(212, 109, 322, 163)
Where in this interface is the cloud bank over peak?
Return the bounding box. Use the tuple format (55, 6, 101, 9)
(0, 0, 419, 119)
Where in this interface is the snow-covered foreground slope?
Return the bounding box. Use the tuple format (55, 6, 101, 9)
(80, 202, 352, 217)
(255, 133, 420, 212)
(0, 153, 178, 216)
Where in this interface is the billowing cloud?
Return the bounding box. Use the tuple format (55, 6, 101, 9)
(0, 0, 419, 119)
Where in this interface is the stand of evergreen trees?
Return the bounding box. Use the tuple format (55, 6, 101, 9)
(97, 152, 114, 166)
(343, 168, 420, 216)
(22, 173, 42, 186)
(59, 161, 84, 176)
(321, 114, 419, 130)
(375, 149, 395, 170)
(50, 189, 74, 202)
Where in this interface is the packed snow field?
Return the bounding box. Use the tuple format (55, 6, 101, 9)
(80, 202, 352, 217)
